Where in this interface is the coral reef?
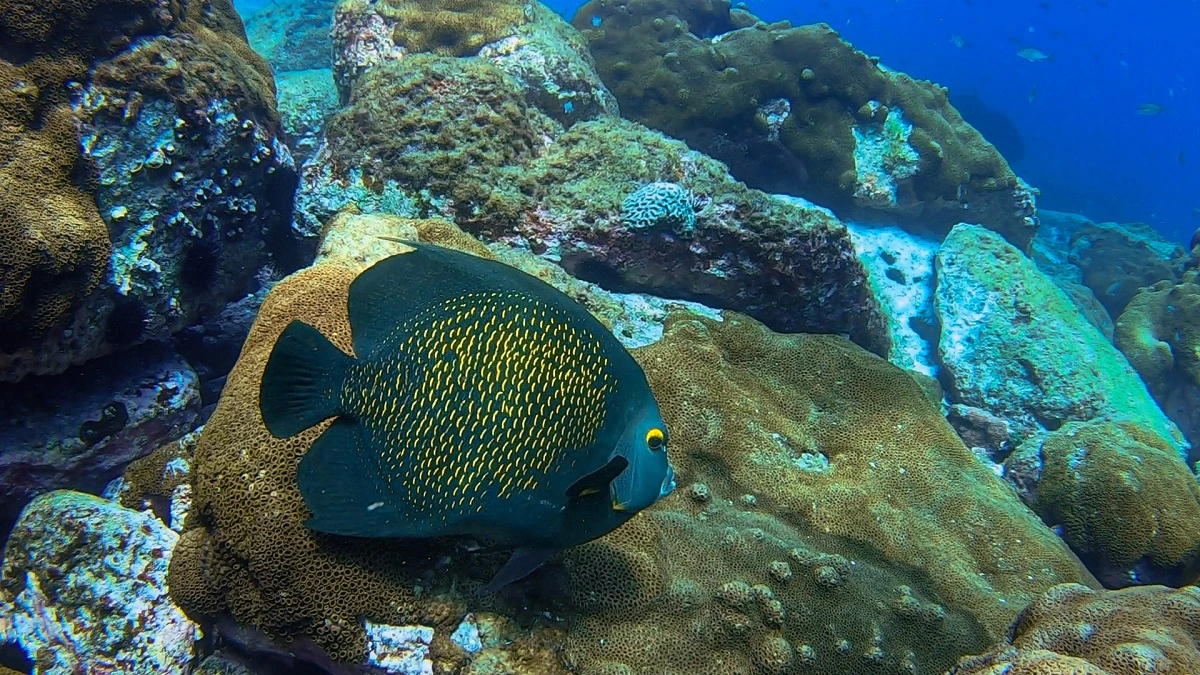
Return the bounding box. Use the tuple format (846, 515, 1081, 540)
(378, 0, 530, 57)
(1114, 272, 1200, 456)
(246, 0, 337, 72)
(1069, 220, 1185, 319)
(947, 583, 1200, 675)
(1004, 420, 1200, 587)
(167, 212, 1090, 670)
(0, 345, 200, 529)
(555, 312, 1091, 674)
(503, 118, 891, 354)
(0, 0, 295, 383)
(0, 490, 200, 673)
(934, 224, 1185, 452)
(572, 1, 1038, 250)
(310, 54, 557, 230)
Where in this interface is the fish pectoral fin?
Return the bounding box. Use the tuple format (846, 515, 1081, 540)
(480, 547, 560, 593)
(565, 455, 629, 500)
(297, 418, 410, 538)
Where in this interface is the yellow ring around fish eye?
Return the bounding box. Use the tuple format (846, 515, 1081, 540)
(646, 427, 665, 450)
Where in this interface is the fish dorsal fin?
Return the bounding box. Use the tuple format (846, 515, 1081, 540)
(347, 241, 601, 359)
(566, 456, 629, 500)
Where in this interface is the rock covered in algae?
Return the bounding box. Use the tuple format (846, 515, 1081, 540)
(331, 0, 616, 123)
(1069, 220, 1186, 320)
(572, 0, 1039, 251)
(947, 583, 1200, 675)
(0, 0, 295, 383)
(0, 490, 200, 673)
(165, 213, 1091, 670)
(934, 223, 1186, 454)
(0, 345, 200, 529)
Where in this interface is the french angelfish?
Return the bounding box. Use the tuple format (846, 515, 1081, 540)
(258, 242, 676, 590)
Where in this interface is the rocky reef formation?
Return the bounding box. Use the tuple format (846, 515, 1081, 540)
(164, 212, 1092, 672)
(1068, 220, 1186, 320)
(0, 490, 200, 673)
(572, 0, 1039, 250)
(297, 0, 890, 354)
(948, 583, 1200, 674)
(0, 0, 295, 383)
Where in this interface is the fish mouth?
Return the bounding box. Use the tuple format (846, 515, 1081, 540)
(659, 466, 677, 498)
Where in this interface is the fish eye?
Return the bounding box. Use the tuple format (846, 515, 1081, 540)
(645, 427, 665, 451)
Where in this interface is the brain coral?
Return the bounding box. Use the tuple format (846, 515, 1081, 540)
(947, 583, 1200, 675)
(169, 212, 1092, 670)
(1005, 420, 1200, 588)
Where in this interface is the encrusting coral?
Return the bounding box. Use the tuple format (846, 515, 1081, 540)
(1004, 420, 1200, 587)
(947, 583, 1200, 675)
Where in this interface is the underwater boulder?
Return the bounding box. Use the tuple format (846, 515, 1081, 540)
(573, 0, 1039, 251)
(1114, 272, 1200, 456)
(1004, 420, 1200, 588)
(164, 211, 1091, 670)
(0, 0, 296, 383)
(1069, 220, 1186, 319)
(947, 583, 1200, 675)
(0, 490, 200, 673)
(330, 0, 616, 123)
(934, 224, 1185, 453)
(0, 344, 200, 531)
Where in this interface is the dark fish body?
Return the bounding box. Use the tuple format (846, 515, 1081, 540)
(259, 243, 674, 587)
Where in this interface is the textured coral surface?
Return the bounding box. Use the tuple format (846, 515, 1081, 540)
(1006, 420, 1200, 587)
(948, 583, 1200, 675)
(0, 0, 293, 382)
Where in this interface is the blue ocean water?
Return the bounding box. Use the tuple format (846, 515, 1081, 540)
(537, 0, 1200, 242)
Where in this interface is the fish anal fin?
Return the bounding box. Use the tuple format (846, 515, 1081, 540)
(566, 455, 629, 500)
(297, 419, 413, 538)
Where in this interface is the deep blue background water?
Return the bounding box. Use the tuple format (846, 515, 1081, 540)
(235, 0, 1199, 243)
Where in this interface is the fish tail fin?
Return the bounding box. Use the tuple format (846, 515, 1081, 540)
(260, 320, 352, 438)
